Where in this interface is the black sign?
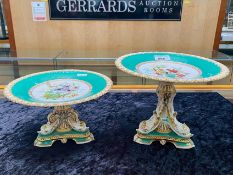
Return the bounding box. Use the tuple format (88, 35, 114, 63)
(49, 0, 183, 21)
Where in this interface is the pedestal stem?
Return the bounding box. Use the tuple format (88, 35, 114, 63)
(134, 82, 194, 149)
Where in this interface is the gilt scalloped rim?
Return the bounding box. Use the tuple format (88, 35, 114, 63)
(3, 69, 113, 107)
(115, 52, 230, 83)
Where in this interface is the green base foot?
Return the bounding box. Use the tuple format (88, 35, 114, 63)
(34, 129, 94, 147)
(134, 131, 195, 149)
(172, 140, 194, 149)
(73, 133, 94, 144)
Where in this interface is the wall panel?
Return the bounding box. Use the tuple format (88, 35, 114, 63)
(9, 0, 221, 57)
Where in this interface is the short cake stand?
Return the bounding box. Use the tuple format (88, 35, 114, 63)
(4, 69, 112, 147)
(115, 52, 229, 149)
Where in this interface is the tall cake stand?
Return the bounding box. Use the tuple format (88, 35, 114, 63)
(4, 69, 112, 147)
(115, 52, 229, 149)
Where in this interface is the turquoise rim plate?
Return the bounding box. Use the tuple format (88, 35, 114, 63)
(115, 52, 229, 83)
(4, 69, 112, 107)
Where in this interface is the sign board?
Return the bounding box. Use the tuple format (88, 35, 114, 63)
(32, 2, 47, 21)
(49, 0, 183, 21)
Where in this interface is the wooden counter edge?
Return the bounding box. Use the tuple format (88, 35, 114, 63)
(1, 85, 233, 90)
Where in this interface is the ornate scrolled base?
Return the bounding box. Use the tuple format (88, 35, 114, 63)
(134, 82, 195, 149)
(34, 106, 94, 147)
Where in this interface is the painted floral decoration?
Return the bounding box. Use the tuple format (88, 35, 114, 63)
(153, 66, 188, 79)
(44, 83, 79, 100)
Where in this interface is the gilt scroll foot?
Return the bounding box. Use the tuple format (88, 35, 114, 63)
(34, 106, 94, 147)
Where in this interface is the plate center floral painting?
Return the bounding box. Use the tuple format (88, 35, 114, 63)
(29, 79, 92, 102)
(136, 61, 202, 79)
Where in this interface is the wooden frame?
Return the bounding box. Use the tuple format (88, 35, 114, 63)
(213, 0, 228, 50)
(0, 39, 9, 44)
(2, 0, 16, 55)
(2, 0, 19, 78)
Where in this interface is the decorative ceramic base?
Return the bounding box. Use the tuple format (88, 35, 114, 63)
(34, 106, 94, 147)
(134, 131, 194, 149)
(134, 82, 195, 149)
